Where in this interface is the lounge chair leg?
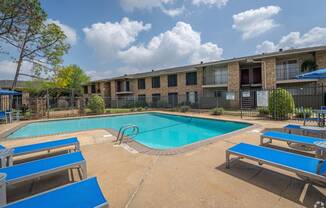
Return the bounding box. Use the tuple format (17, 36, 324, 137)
(299, 183, 310, 203)
(75, 143, 80, 152)
(79, 162, 87, 180)
(260, 136, 264, 145)
(226, 151, 230, 169)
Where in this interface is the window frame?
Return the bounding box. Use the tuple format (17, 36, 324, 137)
(152, 76, 161, 88)
(168, 74, 178, 87)
(186, 71, 197, 86)
(138, 78, 146, 90)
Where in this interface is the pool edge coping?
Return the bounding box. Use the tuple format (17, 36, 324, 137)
(0, 111, 259, 155)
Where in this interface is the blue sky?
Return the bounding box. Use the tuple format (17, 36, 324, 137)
(1, 0, 326, 80)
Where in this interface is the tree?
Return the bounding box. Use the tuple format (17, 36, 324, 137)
(0, 0, 70, 89)
(0, 0, 25, 37)
(55, 65, 90, 94)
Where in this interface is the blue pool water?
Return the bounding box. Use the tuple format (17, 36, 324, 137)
(8, 113, 250, 149)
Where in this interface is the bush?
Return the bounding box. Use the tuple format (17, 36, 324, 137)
(294, 107, 313, 118)
(179, 105, 190, 113)
(211, 107, 224, 115)
(268, 88, 295, 120)
(258, 107, 269, 116)
(87, 95, 105, 113)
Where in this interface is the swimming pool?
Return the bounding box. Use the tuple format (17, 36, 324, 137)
(7, 113, 250, 149)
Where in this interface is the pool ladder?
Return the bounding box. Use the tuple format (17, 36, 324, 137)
(116, 124, 139, 145)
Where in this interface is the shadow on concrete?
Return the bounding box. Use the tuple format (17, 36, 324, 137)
(216, 160, 326, 207)
(7, 150, 82, 203)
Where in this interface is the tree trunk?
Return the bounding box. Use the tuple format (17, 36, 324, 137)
(11, 25, 30, 89)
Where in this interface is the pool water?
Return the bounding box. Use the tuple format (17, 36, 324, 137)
(8, 113, 250, 149)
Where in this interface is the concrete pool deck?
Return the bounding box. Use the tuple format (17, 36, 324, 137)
(0, 112, 325, 207)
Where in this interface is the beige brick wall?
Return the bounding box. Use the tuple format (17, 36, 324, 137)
(262, 57, 276, 90)
(227, 62, 240, 92)
(130, 68, 203, 103)
(227, 62, 240, 108)
(316, 51, 326, 69)
(110, 81, 116, 97)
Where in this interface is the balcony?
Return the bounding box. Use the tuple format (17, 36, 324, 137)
(116, 80, 133, 95)
(203, 67, 228, 87)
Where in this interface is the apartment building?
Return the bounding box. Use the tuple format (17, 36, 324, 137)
(83, 45, 326, 108)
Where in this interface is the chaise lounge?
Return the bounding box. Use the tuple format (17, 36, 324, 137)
(0, 151, 86, 186)
(260, 131, 324, 156)
(0, 137, 80, 167)
(226, 143, 326, 184)
(4, 177, 108, 208)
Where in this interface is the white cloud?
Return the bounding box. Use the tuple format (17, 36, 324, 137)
(0, 60, 33, 80)
(118, 21, 223, 69)
(120, 0, 174, 11)
(162, 6, 185, 17)
(46, 19, 78, 45)
(256, 27, 326, 53)
(232, 5, 281, 39)
(83, 17, 151, 61)
(192, 0, 228, 7)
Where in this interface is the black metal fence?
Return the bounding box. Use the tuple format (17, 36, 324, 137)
(2, 85, 326, 121)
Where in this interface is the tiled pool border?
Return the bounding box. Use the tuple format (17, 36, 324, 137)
(0, 111, 258, 155)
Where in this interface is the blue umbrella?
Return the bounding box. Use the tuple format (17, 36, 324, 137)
(296, 68, 326, 79)
(0, 89, 21, 96)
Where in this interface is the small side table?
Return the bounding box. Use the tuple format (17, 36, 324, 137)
(314, 141, 326, 158)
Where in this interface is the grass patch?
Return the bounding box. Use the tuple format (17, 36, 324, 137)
(105, 108, 133, 114)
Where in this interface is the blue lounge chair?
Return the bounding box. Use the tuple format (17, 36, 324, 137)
(0, 151, 86, 186)
(284, 124, 326, 137)
(0, 137, 80, 167)
(226, 143, 326, 184)
(4, 177, 108, 208)
(0, 111, 6, 123)
(260, 131, 324, 156)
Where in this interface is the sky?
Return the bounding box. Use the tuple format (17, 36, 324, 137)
(1, 0, 326, 81)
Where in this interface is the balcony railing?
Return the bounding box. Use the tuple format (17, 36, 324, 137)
(276, 68, 302, 81)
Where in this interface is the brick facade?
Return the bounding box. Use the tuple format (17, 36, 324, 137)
(262, 57, 276, 90)
(83, 46, 326, 108)
(316, 51, 326, 69)
(227, 62, 240, 92)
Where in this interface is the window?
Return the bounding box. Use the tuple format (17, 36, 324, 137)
(276, 59, 299, 80)
(152, 76, 160, 88)
(204, 65, 228, 85)
(168, 93, 178, 107)
(186, 91, 197, 104)
(116, 81, 121, 92)
(126, 81, 130, 91)
(168, 74, 177, 87)
(186, 72, 197, 85)
(138, 79, 146, 89)
(83, 86, 88, 94)
(91, 85, 96, 93)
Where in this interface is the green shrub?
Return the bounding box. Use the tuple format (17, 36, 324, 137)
(258, 107, 269, 116)
(136, 107, 144, 112)
(87, 95, 105, 113)
(294, 107, 313, 118)
(179, 105, 190, 113)
(211, 107, 224, 115)
(268, 88, 295, 120)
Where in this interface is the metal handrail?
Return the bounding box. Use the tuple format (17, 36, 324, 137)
(116, 124, 139, 145)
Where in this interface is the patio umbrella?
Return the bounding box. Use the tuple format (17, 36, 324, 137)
(0, 89, 21, 96)
(296, 68, 326, 79)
